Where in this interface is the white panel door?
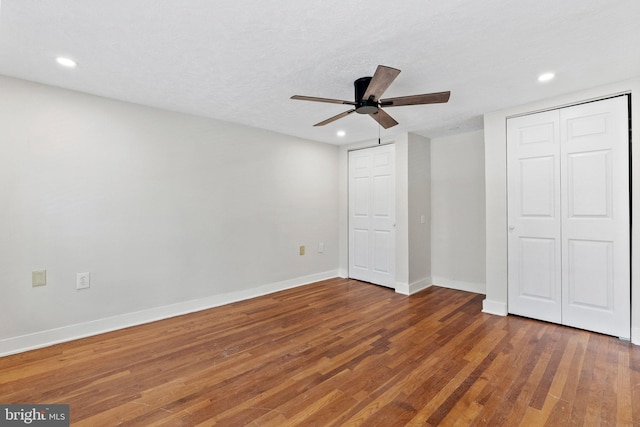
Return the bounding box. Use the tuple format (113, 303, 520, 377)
(507, 111, 562, 323)
(348, 144, 395, 288)
(560, 96, 630, 338)
(507, 96, 630, 339)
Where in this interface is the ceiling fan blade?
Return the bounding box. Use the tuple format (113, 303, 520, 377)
(363, 65, 401, 102)
(369, 108, 398, 129)
(380, 91, 451, 107)
(291, 95, 356, 105)
(314, 109, 356, 126)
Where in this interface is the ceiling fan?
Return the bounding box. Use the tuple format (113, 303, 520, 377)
(291, 65, 450, 129)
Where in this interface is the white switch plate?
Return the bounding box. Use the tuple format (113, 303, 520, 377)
(318, 243, 325, 253)
(32, 270, 46, 287)
(77, 272, 90, 290)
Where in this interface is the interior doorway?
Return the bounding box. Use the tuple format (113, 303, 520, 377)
(348, 144, 396, 288)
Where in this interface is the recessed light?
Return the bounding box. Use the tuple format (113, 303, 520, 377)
(538, 72, 555, 82)
(337, 130, 346, 137)
(56, 57, 77, 68)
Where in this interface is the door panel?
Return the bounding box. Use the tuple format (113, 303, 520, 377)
(348, 144, 395, 287)
(352, 229, 369, 269)
(518, 237, 557, 300)
(566, 150, 611, 217)
(373, 230, 391, 273)
(507, 111, 562, 323)
(520, 156, 556, 217)
(373, 174, 391, 216)
(560, 96, 629, 338)
(566, 239, 613, 310)
(353, 177, 370, 216)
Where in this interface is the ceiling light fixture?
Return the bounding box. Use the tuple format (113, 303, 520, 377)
(538, 72, 555, 82)
(337, 130, 346, 137)
(56, 57, 77, 68)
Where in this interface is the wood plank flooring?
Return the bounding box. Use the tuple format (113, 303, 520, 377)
(1, 278, 639, 426)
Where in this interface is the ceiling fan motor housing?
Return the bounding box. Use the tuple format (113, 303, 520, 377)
(354, 77, 378, 114)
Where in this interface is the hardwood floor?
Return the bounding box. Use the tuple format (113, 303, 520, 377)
(1, 278, 639, 426)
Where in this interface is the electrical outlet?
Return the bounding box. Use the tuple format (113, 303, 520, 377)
(76, 272, 90, 290)
(32, 270, 47, 287)
(299, 245, 305, 255)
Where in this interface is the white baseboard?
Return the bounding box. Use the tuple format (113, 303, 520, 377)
(337, 268, 348, 278)
(632, 327, 640, 346)
(482, 298, 508, 316)
(0, 270, 339, 357)
(431, 276, 485, 295)
(395, 277, 432, 296)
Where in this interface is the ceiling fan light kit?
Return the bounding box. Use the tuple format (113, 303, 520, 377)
(291, 65, 450, 129)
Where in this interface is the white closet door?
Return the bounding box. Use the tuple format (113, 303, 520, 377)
(507, 96, 630, 339)
(348, 144, 396, 288)
(560, 96, 630, 338)
(507, 111, 562, 323)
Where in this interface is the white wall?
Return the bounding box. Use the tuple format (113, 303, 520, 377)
(407, 133, 431, 289)
(483, 76, 640, 345)
(394, 133, 410, 289)
(0, 76, 339, 355)
(431, 130, 486, 293)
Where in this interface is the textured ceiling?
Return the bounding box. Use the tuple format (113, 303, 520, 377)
(0, 0, 639, 145)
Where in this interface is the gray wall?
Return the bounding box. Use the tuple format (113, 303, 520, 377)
(0, 76, 340, 355)
(431, 130, 486, 293)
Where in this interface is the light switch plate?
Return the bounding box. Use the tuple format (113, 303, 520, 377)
(32, 270, 47, 287)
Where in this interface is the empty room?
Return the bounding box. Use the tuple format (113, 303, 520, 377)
(1, 1, 639, 425)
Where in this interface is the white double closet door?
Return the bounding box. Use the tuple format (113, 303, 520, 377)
(507, 96, 630, 339)
(348, 144, 396, 288)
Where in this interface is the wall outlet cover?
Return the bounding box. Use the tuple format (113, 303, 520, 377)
(77, 272, 91, 290)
